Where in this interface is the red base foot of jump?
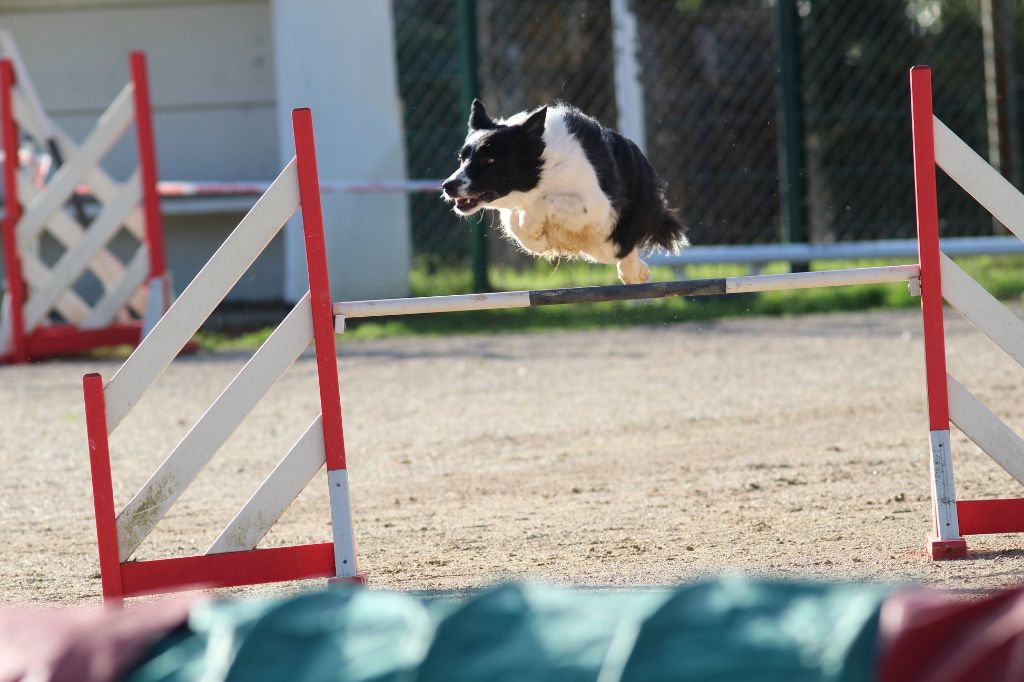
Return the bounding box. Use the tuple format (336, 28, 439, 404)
(328, 573, 367, 587)
(928, 535, 968, 560)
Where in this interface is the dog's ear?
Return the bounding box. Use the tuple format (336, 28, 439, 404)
(522, 106, 547, 137)
(469, 99, 496, 131)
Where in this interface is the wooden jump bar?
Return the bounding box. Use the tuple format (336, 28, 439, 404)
(333, 264, 919, 327)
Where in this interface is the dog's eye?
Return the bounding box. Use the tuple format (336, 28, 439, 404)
(479, 155, 495, 166)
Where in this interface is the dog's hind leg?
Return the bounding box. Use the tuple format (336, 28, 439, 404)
(616, 248, 650, 285)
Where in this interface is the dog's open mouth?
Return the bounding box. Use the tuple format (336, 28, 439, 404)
(452, 191, 497, 212)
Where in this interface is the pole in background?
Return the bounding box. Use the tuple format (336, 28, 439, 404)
(611, 0, 647, 154)
(457, 0, 490, 293)
(773, 0, 808, 272)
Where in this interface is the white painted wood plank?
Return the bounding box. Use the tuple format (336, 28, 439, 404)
(0, 30, 54, 140)
(16, 174, 126, 290)
(18, 252, 91, 326)
(928, 429, 961, 541)
(726, 264, 918, 293)
(115, 293, 313, 560)
(103, 159, 299, 434)
(82, 245, 150, 329)
(327, 468, 358, 577)
(16, 84, 134, 249)
(334, 291, 529, 320)
(934, 117, 1024, 242)
(207, 415, 325, 554)
(51, 126, 146, 241)
(948, 374, 1024, 486)
(11, 88, 47, 143)
(941, 253, 1024, 368)
(22, 173, 140, 330)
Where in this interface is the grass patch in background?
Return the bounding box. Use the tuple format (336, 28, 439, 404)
(195, 255, 1024, 350)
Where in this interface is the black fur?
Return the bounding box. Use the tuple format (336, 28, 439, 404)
(561, 106, 685, 257)
(449, 101, 546, 202)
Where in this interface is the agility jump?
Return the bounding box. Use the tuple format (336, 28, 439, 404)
(84, 66, 1024, 602)
(1, 50, 171, 364)
(84, 109, 359, 604)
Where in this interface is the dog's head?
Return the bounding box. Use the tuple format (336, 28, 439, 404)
(441, 100, 547, 215)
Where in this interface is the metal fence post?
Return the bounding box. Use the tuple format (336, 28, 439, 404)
(773, 0, 808, 269)
(457, 0, 490, 293)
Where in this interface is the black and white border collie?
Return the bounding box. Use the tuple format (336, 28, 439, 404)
(442, 100, 688, 284)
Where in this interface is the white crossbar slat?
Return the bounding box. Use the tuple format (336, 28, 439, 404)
(934, 117, 1024, 243)
(18, 253, 91, 324)
(82, 246, 150, 329)
(0, 31, 53, 141)
(22, 173, 141, 330)
(103, 159, 300, 434)
(207, 414, 326, 554)
(941, 253, 1024, 368)
(115, 293, 314, 560)
(16, 83, 135, 250)
(52, 128, 146, 242)
(16, 175, 127, 291)
(10, 89, 47, 143)
(948, 375, 1024, 486)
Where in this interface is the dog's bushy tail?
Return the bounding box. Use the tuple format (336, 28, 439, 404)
(645, 202, 689, 253)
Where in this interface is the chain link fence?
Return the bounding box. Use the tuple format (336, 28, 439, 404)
(394, 0, 1012, 272)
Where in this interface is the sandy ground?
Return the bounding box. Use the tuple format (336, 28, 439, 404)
(2, 308, 1024, 605)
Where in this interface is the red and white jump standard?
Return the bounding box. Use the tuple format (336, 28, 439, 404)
(0, 51, 171, 363)
(911, 66, 1024, 559)
(83, 108, 360, 604)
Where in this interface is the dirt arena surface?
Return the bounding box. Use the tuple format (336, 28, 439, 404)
(3, 307, 1024, 605)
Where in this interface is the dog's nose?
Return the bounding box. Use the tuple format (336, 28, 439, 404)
(442, 179, 462, 196)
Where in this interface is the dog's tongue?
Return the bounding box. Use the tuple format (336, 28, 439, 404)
(455, 196, 475, 208)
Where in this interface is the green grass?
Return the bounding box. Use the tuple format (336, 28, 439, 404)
(194, 254, 1024, 350)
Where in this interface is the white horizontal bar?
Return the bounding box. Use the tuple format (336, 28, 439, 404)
(104, 159, 300, 434)
(115, 293, 314, 561)
(332, 265, 917, 323)
(157, 178, 442, 197)
(334, 291, 531, 324)
(934, 116, 1024, 242)
(646, 236, 1024, 266)
(948, 374, 1024, 486)
(725, 264, 918, 294)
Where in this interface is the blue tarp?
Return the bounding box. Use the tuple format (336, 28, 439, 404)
(126, 577, 889, 682)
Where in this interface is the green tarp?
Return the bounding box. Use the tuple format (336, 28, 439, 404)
(127, 577, 890, 682)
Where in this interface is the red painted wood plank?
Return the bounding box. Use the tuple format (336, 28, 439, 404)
(129, 51, 167, 278)
(119, 543, 338, 596)
(957, 498, 1024, 536)
(1, 58, 27, 363)
(83, 373, 125, 603)
(910, 66, 950, 431)
(292, 108, 347, 472)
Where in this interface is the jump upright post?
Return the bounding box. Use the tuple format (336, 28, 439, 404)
(0, 50, 171, 364)
(83, 108, 360, 604)
(910, 66, 1024, 559)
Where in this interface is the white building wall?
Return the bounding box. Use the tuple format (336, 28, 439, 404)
(272, 0, 411, 303)
(0, 0, 411, 305)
